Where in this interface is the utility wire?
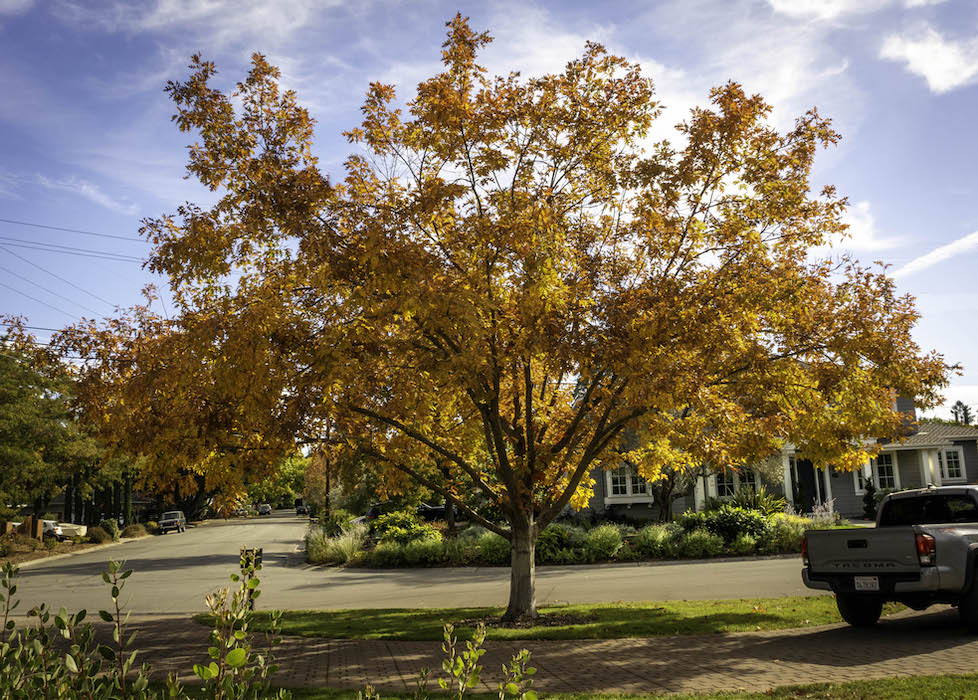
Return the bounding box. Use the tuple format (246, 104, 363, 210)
(0, 217, 146, 243)
(0, 238, 142, 262)
(0, 234, 143, 260)
(0, 262, 102, 316)
(0, 245, 116, 306)
(0, 281, 76, 318)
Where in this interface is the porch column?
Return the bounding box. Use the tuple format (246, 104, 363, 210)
(924, 449, 941, 486)
(694, 476, 706, 512)
(822, 466, 833, 504)
(782, 452, 794, 507)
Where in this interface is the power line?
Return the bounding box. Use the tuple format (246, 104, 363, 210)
(0, 281, 77, 318)
(0, 262, 102, 316)
(0, 217, 147, 243)
(0, 245, 116, 307)
(0, 238, 143, 262)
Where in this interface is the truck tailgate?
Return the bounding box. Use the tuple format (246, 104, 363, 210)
(807, 528, 920, 574)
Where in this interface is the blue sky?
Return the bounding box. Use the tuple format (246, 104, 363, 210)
(1, 0, 977, 417)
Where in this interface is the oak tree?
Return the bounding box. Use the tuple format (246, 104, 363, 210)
(59, 16, 950, 620)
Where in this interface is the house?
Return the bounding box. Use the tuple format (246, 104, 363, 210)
(587, 400, 978, 521)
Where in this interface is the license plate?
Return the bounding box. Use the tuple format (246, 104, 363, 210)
(854, 576, 880, 591)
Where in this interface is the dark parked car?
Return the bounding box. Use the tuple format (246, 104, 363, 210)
(296, 504, 308, 515)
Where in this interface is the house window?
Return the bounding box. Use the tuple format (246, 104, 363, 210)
(875, 453, 896, 489)
(741, 470, 757, 491)
(938, 448, 965, 482)
(610, 466, 628, 496)
(716, 471, 736, 498)
(854, 452, 901, 494)
(605, 464, 651, 502)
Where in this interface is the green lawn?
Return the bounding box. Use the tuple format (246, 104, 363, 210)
(197, 596, 902, 641)
(174, 673, 978, 699)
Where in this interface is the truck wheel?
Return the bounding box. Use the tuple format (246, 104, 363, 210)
(959, 586, 978, 633)
(836, 593, 883, 627)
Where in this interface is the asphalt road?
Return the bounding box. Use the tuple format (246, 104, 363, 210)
(11, 512, 818, 616)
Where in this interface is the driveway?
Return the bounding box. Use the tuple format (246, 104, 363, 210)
(12, 512, 816, 616)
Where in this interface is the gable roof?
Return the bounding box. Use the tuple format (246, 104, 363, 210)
(883, 420, 978, 450)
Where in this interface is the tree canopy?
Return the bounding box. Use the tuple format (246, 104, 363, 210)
(56, 16, 951, 619)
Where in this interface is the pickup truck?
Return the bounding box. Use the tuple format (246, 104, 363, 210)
(803, 485, 978, 630)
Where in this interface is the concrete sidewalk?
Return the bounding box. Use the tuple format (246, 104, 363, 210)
(85, 606, 978, 695)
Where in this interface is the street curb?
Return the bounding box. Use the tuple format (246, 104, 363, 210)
(13, 536, 149, 569)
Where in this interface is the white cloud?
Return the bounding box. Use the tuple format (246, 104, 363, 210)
(838, 201, 902, 251)
(0, 0, 33, 14)
(35, 175, 140, 216)
(768, 0, 891, 20)
(891, 230, 978, 278)
(54, 0, 342, 48)
(881, 25, 978, 93)
(904, 0, 948, 7)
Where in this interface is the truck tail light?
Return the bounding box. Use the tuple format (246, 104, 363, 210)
(801, 536, 809, 566)
(916, 533, 936, 566)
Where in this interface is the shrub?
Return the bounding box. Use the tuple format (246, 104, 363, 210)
(632, 523, 682, 558)
(43, 537, 58, 551)
(728, 485, 788, 516)
(863, 481, 878, 519)
(760, 514, 805, 553)
(678, 510, 709, 532)
(679, 529, 724, 558)
(402, 537, 444, 566)
(307, 522, 370, 565)
(729, 534, 758, 556)
(477, 531, 510, 565)
(121, 524, 148, 538)
(617, 542, 642, 561)
(583, 524, 623, 561)
(680, 505, 769, 543)
(374, 510, 439, 544)
(320, 508, 353, 537)
(0, 540, 11, 557)
(146, 520, 159, 531)
(442, 537, 477, 565)
(99, 519, 120, 542)
(305, 529, 331, 565)
(536, 523, 586, 564)
(369, 541, 406, 567)
(87, 526, 112, 544)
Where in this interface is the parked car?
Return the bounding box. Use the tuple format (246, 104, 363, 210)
(57, 523, 87, 538)
(803, 485, 978, 630)
(351, 502, 398, 525)
(257, 504, 272, 515)
(296, 504, 308, 515)
(159, 510, 187, 534)
(42, 520, 65, 540)
(9, 520, 67, 540)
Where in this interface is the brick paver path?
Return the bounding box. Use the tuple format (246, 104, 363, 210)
(88, 607, 978, 694)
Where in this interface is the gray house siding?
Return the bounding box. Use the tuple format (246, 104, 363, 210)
(956, 440, 978, 482)
(898, 450, 923, 488)
(896, 396, 917, 430)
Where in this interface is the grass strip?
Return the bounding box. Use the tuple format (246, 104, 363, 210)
(173, 672, 978, 699)
(195, 596, 902, 641)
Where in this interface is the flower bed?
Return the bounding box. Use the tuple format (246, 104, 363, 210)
(305, 505, 843, 567)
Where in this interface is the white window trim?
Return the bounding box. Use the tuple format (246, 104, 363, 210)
(853, 452, 901, 495)
(938, 446, 967, 483)
(604, 465, 653, 504)
(708, 469, 762, 500)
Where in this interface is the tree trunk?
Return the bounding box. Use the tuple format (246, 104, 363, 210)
(503, 520, 538, 621)
(445, 492, 456, 538)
